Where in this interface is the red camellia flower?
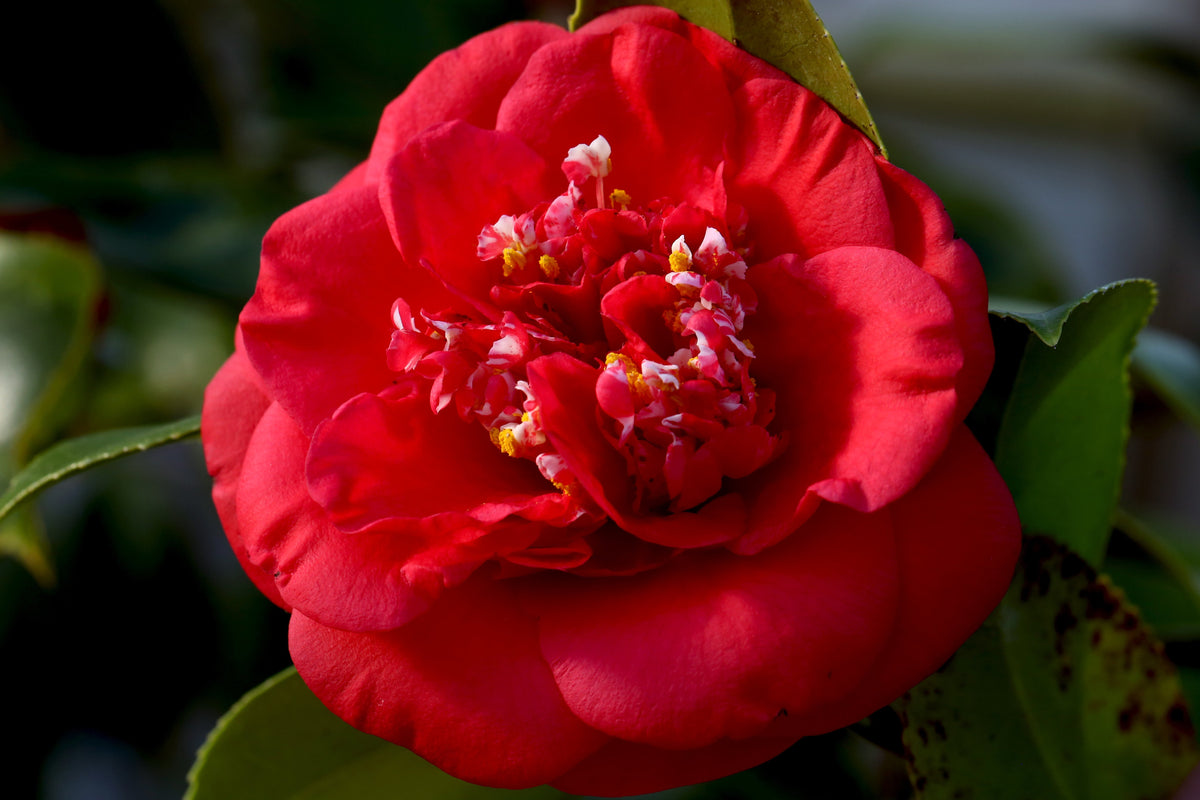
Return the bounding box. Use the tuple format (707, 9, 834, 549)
(203, 7, 1021, 795)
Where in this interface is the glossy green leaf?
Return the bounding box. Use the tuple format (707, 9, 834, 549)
(898, 536, 1199, 800)
(992, 280, 1156, 564)
(0, 231, 102, 582)
(187, 668, 571, 800)
(1133, 327, 1200, 432)
(0, 415, 201, 529)
(569, 0, 886, 155)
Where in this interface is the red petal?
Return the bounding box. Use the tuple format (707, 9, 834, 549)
(780, 427, 1021, 735)
(365, 22, 568, 183)
(235, 402, 447, 631)
(305, 388, 561, 533)
(735, 247, 963, 551)
(528, 502, 899, 750)
(574, 7, 786, 93)
(495, 22, 733, 213)
(877, 159, 994, 415)
(288, 578, 608, 789)
(201, 342, 286, 608)
(240, 183, 453, 434)
(528, 352, 747, 548)
(330, 160, 368, 193)
(381, 122, 558, 306)
(728, 79, 892, 261)
(600, 273, 681, 359)
(551, 735, 796, 797)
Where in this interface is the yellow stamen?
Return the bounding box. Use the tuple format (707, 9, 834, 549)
(553, 479, 573, 496)
(609, 188, 631, 211)
(605, 352, 650, 401)
(668, 251, 691, 273)
(606, 352, 634, 369)
(627, 370, 650, 402)
(538, 254, 560, 280)
(496, 428, 518, 457)
(502, 247, 527, 277)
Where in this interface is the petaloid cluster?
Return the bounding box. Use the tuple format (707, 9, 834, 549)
(386, 135, 782, 523)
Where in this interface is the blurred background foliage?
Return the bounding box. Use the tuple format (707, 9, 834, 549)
(0, 0, 1197, 797)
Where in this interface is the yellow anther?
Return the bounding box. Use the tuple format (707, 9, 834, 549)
(489, 428, 502, 448)
(687, 356, 700, 371)
(553, 479, 573, 496)
(538, 254, 560, 280)
(668, 251, 691, 273)
(496, 428, 518, 457)
(606, 352, 634, 370)
(521, 411, 532, 424)
(502, 247, 527, 277)
(610, 188, 631, 210)
(742, 339, 754, 352)
(627, 371, 651, 401)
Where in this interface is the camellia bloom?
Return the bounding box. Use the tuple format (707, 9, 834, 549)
(203, 7, 1021, 796)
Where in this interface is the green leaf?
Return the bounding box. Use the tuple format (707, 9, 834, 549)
(1106, 510, 1200, 640)
(897, 536, 1199, 800)
(0, 231, 102, 582)
(989, 295, 1077, 347)
(187, 668, 571, 800)
(992, 280, 1157, 563)
(0, 415, 201, 529)
(568, 0, 886, 155)
(1133, 327, 1200, 432)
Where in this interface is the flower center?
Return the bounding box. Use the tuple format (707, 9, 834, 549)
(388, 135, 779, 515)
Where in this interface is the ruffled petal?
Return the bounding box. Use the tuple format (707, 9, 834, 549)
(728, 78, 892, 261)
(779, 427, 1021, 735)
(877, 159, 994, 415)
(240, 183, 454, 434)
(201, 340, 286, 608)
(496, 20, 733, 213)
(527, 352, 749, 548)
(551, 734, 796, 797)
(365, 22, 568, 183)
(528, 501, 899, 750)
(380, 121, 558, 306)
(235, 402, 445, 631)
(289, 578, 608, 789)
(305, 387, 565, 533)
(575, 7, 787, 93)
(734, 246, 963, 552)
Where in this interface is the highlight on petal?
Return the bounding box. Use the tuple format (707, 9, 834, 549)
(496, 20, 734, 213)
(727, 78, 892, 261)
